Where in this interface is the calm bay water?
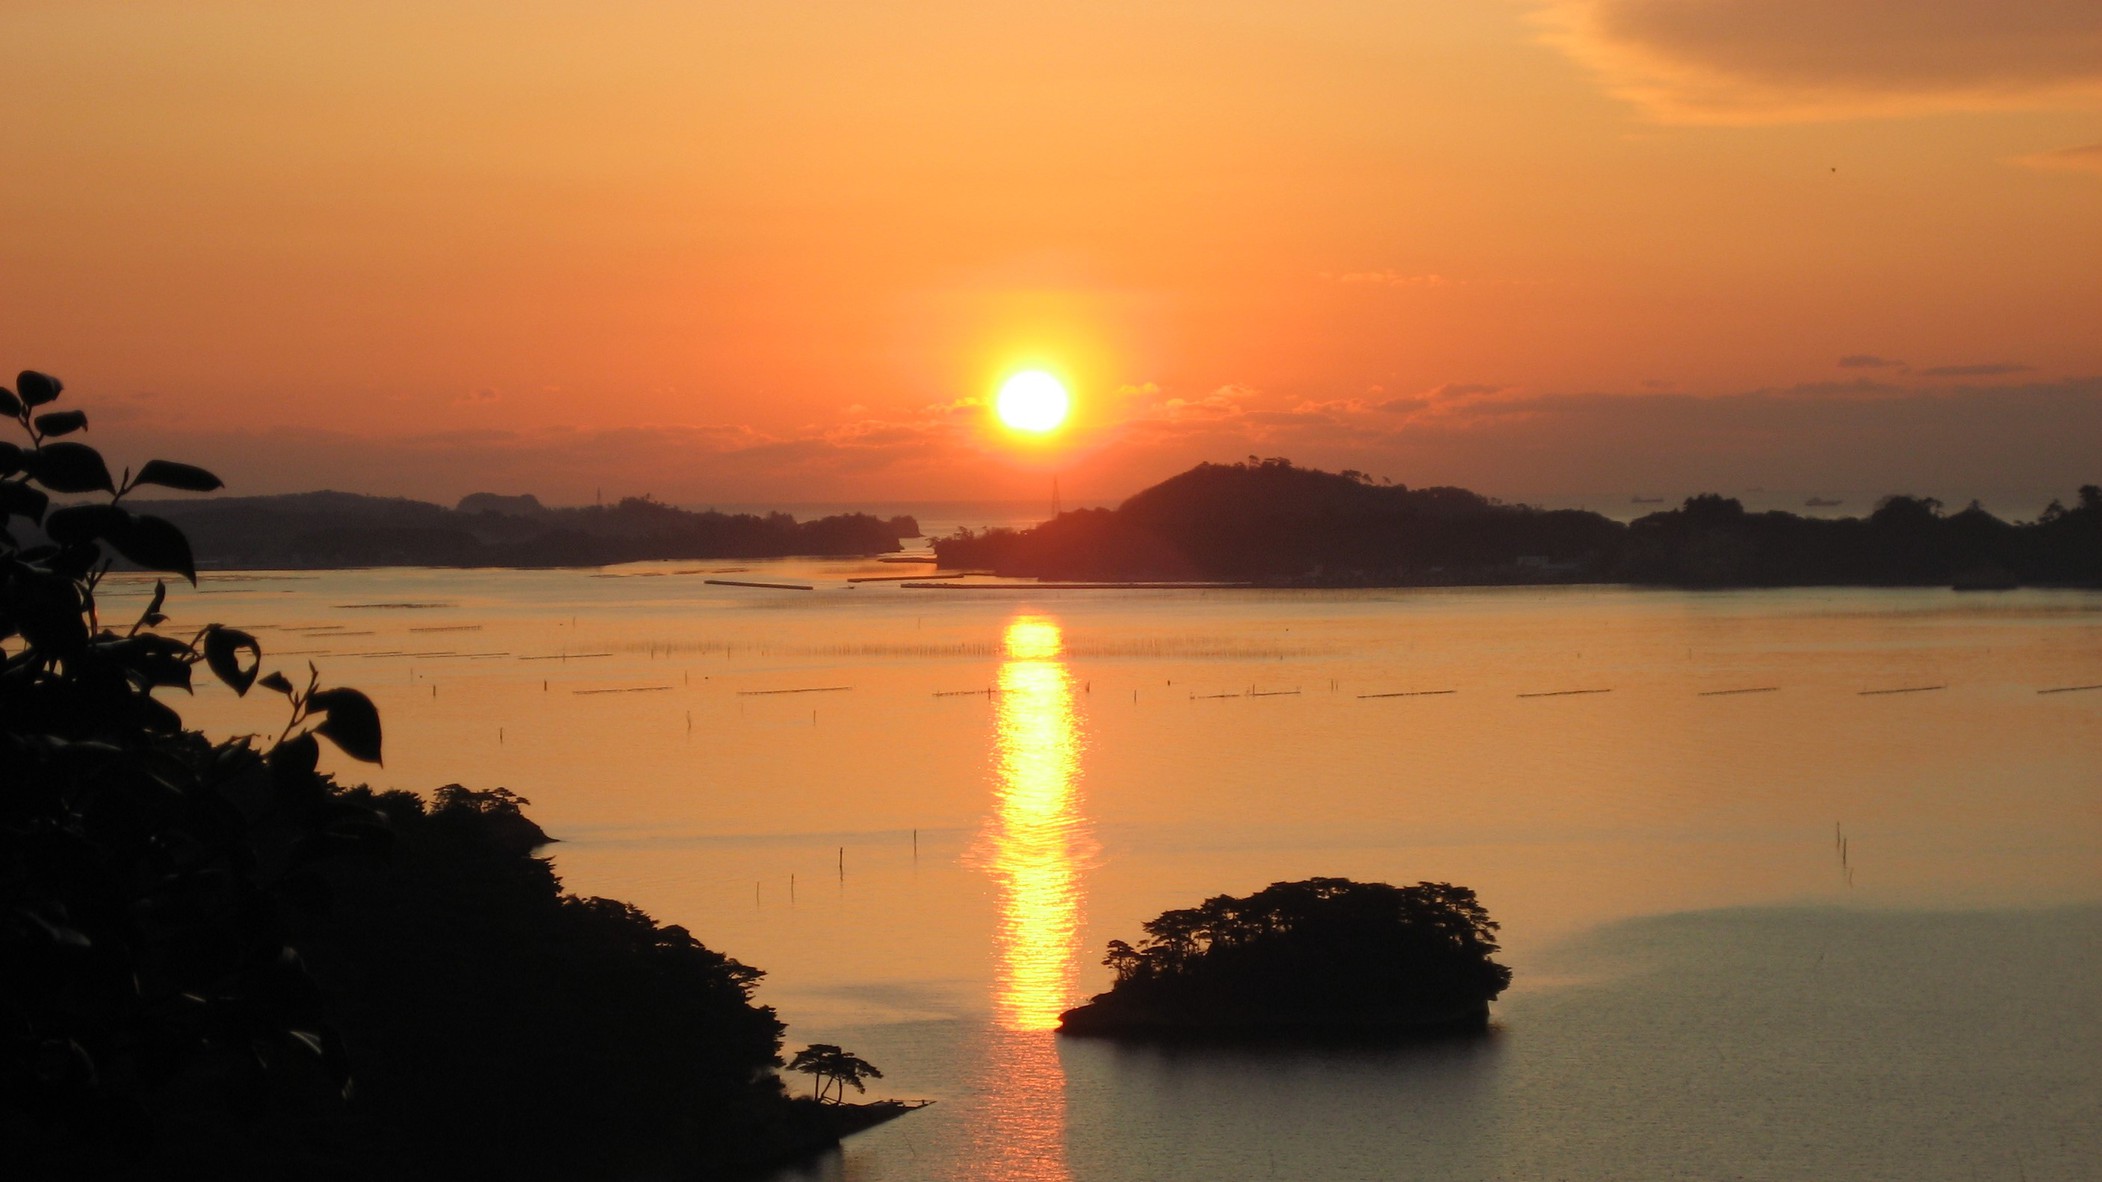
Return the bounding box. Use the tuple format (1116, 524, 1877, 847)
(134, 564, 2102, 1180)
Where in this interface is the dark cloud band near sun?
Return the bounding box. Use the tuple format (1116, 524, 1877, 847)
(1535, 0, 2102, 123)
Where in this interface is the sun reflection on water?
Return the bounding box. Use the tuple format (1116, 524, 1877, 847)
(984, 615, 1091, 1032)
(969, 615, 1090, 1181)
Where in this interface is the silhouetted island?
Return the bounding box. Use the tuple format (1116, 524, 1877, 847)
(125, 489, 920, 569)
(934, 458, 2102, 588)
(1059, 879, 1512, 1038)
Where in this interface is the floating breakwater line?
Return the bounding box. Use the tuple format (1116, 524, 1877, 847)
(704, 579, 814, 591)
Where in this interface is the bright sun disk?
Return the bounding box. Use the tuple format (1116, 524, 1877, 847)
(995, 371, 1071, 434)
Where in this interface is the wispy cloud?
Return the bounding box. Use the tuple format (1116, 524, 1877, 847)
(1838, 355, 1906, 369)
(1534, 0, 2102, 124)
(2014, 141, 2102, 174)
(1918, 362, 2033, 378)
(1326, 270, 1451, 288)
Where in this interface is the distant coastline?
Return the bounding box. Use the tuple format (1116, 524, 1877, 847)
(92, 462, 2102, 590)
(932, 460, 2102, 591)
(114, 490, 922, 569)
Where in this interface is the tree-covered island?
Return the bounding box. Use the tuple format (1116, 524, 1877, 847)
(1059, 879, 1512, 1038)
(935, 457, 2102, 588)
(129, 490, 920, 569)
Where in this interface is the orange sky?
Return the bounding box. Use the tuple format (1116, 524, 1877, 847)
(4, 2, 2099, 508)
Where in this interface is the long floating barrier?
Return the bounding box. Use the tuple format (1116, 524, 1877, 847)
(1858, 685, 1946, 696)
(1249, 690, 1301, 698)
(1357, 690, 1458, 699)
(1699, 686, 1781, 696)
(1191, 692, 1242, 700)
(933, 688, 999, 697)
(705, 579, 814, 591)
(519, 652, 613, 661)
(737, 686, 853, 696)
(573, 686, 674, 695)
(900, 581, 1254, 591)
(2037, 684, 2102, 695)
(1517, 688, 1613, 698)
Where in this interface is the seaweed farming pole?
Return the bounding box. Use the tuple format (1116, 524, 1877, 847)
(1858, 684, 1946, 696)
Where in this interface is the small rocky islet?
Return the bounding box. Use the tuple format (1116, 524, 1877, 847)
(1059, 878, 1513, 1039)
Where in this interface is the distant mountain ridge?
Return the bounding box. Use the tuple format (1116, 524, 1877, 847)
(123, 490, 919, 569)
(933, 458, 2102, 587)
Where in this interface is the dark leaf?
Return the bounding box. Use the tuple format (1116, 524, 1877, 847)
(12, 572, 87, 654)
(258, 670, 295, 696)
(269, 731, 321, 780)
(17, 370, 62, 407)
(133, 649, 193, 692)
(46, 541, 101, 581)
(29, 441, 115, 494)
(0, 441, 23, 476)
(0, 479, 50, 524)
(134, 459, 224, 493)
(34, 410, 87, 437)
(105, 513, 197, 583)
(44, 503, 132, 548)
(269, 732, 327, 814)
(203, 626, 261, 695)
(130, 694, 185, 733)
(0, 386, 20, 417)
(309, 687, 383, 764)
(146, 579, 167, 619)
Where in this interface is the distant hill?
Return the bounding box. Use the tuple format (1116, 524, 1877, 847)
(933, 458, 2102, 588)
(455, 491, 548, 517)
(122, 491, 920, 569)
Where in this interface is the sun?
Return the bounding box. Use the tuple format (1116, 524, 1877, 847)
(994, 370, 1071, 434)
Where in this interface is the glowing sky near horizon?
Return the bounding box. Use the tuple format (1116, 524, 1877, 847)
(1, 2, 2097, 506)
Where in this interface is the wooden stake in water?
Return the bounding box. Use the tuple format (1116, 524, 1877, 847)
(838, 846, 844, 881)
